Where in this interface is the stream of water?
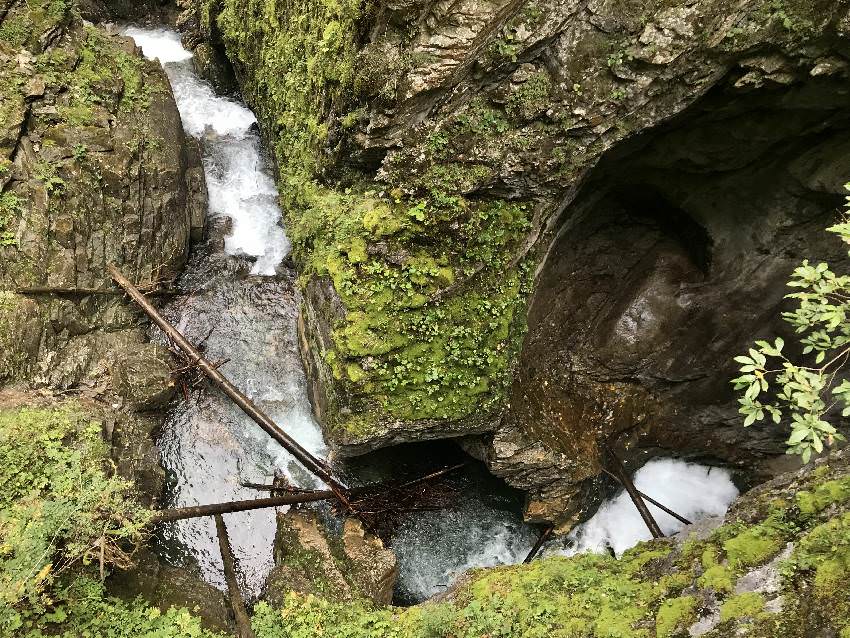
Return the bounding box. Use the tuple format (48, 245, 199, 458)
(125, 27, 537, 601)
(125, 27, 741, 604)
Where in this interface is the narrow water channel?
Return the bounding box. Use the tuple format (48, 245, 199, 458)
(124, 27, 539, 602)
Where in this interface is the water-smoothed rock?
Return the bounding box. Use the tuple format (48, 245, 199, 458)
(187, 0, 850, 524)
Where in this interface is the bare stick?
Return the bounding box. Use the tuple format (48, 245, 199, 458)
(151, 491, 336, 523)
(601, 468, 692, 526)
(14, 286, 174, 297)
(392, 462, 468, 491)
(523, 524, 554, 563)
(107, 264, 350, 506)
(243, 463, 466, 497)
(605, 446, 664, 539)
(214, 515, 256, 638)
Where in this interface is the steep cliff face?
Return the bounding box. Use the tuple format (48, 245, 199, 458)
(493, 77, 850, 524)
(0, 0, 206, 498)
(187, 0, 850, 522)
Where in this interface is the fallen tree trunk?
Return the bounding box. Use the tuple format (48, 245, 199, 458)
(523, 524, 554, 563)
(601, 467, 692, 526)
(606, 446, 665, 539)
(151, 491, 336, 523)
(214, 514, 256, 638)
(107, 264, 350, 507)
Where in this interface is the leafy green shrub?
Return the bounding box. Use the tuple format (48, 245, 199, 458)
(18, 575, 223, 638)
(0, 404, 150, 633)
(732, 185, 850, 461)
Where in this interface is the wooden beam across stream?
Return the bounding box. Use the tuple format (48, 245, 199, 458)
(151, 490, 338, 523)
(107, 264, 351, 508)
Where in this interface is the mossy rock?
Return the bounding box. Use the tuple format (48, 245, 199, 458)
(247, 448, 850, 637)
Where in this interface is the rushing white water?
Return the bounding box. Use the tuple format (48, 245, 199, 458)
(124, 27, 288, 275)
(125, 26, 318, 595)
(392, 496, 536, 602)
(552, 458, 739, 558)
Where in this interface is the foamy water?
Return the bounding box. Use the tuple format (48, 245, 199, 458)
(392, 497, 536, 602)
(551, 458, 739, 558)
(125, 26, 312, 595)
(125, 27, 287, 275)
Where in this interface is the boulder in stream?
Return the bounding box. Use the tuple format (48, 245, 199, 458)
(264, 509, 398, 607)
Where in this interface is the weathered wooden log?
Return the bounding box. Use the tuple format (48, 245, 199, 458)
(523, 524, 554, 563)
(605, 446, 664, 539)
(151, 491, 336, 523)
(107, 264, 350, 506)
(601, 467, 692, 526)
(214, 514, 256, 638)
(14, 286, 174, 297)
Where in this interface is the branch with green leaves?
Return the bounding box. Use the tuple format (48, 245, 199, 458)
(732, 202, 850, 463)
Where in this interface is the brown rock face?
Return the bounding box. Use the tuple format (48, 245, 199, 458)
(0, 3, 207, 508)
(264, 509, 398, 606)
(494, 76, 850, 524)
(0, 6, 206, 398)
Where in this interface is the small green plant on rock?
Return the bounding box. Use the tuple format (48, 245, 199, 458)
(0, 404, 150, 633)
(0, 192, 23, 246)
(732, 185, 850, 462)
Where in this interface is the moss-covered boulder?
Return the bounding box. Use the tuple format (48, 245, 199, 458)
(264, 509, 398, 607)
(252, 447, 850, 638)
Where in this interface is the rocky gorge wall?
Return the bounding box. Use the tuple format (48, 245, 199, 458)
(0, 0, 206, 497)
(184, 0, 850, 526)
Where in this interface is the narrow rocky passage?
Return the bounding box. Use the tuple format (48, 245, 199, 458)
(124, 25, 743, 605)
(124, 27, 541, 602)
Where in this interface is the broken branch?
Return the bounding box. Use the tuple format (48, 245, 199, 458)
(601, 467, 692, 526)
(605, 446, 665, 539)
(214, 515, 256, 638)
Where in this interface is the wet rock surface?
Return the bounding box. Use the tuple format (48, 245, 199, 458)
(0, 4, 210, 618)
(264, 508, 398, 607)
(0, 2, 205, 400)
(495, 78, 850, 523)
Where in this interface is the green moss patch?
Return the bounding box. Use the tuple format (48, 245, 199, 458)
(209, 0, 541, 435)
(723, 521, 786, 570)
(293, 184, 534, 432)
(656, 596, 699, 637)
(719, 592, 767, 623)
(0, 403, 151, 633)
(795, 477, 850, 515)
